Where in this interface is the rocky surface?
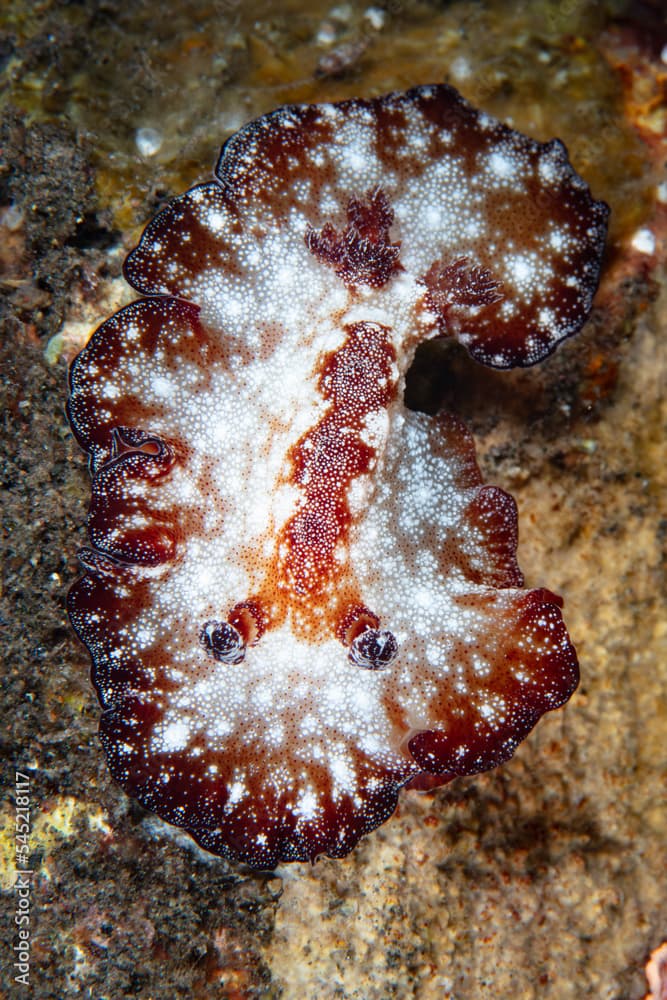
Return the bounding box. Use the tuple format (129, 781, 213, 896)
(1, 1, 665, 997)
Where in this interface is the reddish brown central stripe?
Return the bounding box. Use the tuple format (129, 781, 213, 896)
(246, 321, 399, 639)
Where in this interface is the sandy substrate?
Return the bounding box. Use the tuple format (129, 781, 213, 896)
(1, 1, 665, 997)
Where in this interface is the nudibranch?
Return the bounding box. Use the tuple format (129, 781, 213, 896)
(67, 85, 608, 867)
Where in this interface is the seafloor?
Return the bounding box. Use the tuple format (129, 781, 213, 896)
(1, 1, 665, 998)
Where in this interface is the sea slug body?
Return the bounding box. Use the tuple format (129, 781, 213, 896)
(67, 84, 608, 867)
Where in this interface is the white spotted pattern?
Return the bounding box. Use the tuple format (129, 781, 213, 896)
(67, 85, 605, 867)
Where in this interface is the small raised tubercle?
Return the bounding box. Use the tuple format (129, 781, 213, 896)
(349, 628, 399, 670)
(200, 620, 246, 665)
(337, 603, 398, 670)
(199, 600, 267, 664)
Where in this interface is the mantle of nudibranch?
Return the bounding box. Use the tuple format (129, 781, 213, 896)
(67, 85, 606, 867)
